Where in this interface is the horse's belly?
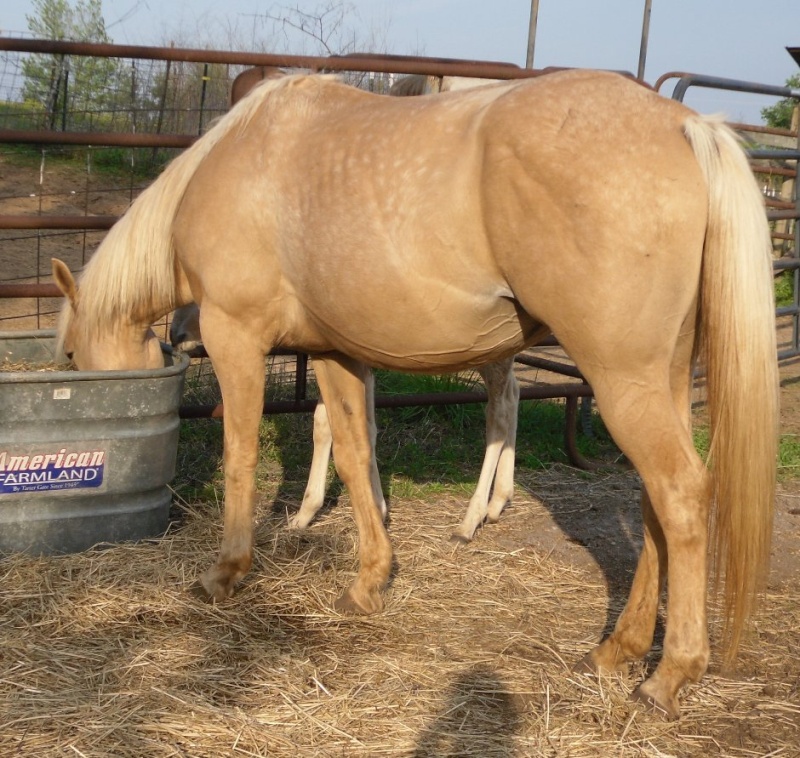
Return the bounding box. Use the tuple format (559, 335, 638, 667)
(303, 291, 542, 372)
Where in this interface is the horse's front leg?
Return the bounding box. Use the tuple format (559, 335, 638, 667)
(198, 327, 267, 602)
(313, 354, 393, 614)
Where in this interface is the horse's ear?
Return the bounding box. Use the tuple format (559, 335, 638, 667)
(52, 258, 79, 307)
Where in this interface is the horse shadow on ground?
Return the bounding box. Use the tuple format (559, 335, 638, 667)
(514, 466, 665, 648)
(410, 665, 522, 758)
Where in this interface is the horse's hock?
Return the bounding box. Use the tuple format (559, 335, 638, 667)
(0, 330, 188, 554)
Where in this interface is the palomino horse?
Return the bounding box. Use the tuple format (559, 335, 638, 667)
(172, 302, 516, 539)
(53, 70, 778, 719)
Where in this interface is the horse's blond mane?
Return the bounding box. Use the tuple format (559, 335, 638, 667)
(61, 74, 308, 340)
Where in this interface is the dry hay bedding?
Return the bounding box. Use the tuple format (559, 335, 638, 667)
(1, 459, 798, 758)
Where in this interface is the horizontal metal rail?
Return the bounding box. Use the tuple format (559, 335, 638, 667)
(0, 37, 542, 81)
(179, 382, 594, 420)
(655, 71, 800, 103)
(0, 215, 117, 230)
(0, 283, 61, 298)
(0, 129, 195, 149)
(658, 71, 800, 360)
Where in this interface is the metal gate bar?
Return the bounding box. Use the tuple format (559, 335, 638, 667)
(658, 71, 800, 359)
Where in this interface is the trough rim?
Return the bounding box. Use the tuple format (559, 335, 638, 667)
(0, 329, 189, 384)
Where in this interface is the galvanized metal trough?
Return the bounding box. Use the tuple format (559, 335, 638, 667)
(0, 330, 188, 554)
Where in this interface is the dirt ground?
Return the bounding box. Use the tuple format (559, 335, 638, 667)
(1, 153, 799, 755)
(0, 152, 160, 331)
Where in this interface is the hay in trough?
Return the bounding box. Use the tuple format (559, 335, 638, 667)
(0, 458, 797, 757)
(0, 359, 69, 372)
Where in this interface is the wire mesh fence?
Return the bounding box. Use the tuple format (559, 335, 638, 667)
(1, 41, 233, 153)
(0, 36, 399, 339)
(0, 34, 396, 139)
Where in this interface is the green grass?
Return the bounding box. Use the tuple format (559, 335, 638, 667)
(371, 369, 617, 486)
(172, 367, 619, 504)
(778, 434, 800, 478)
(694, 424, 800, 480)
(0, 141, 169, 180)
(173, 359, 800, 506)
(775, 271, 795, 308)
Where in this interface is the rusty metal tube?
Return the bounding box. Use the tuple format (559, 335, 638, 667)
(0, 129, 194, 148)
(0, 37, 540, 81)
(0, 215, 117, 230)
(0, 283, 62, 298)
(178, 382, 594, 420)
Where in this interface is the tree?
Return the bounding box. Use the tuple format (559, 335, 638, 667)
(251, 2, 395, 91)
(761, 74, 800, 130)
(21, 0, 122, 130)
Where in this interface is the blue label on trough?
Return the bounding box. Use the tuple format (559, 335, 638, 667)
(0, 448, 106, 494)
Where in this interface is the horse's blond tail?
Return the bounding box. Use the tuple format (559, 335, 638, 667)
(684, 115, 779, 664)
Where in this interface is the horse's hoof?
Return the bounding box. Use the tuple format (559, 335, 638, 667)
(572, 653, 599, 676)
(573, 650, 631, 678)
(449, 532, 472, 545)
(334, 587, 384, 615)
(286, 515, 310, 530)
(631, 686, 680, 721)
(199, 570, 238, 603)
(485, 507, 506, 525)
(189, 580, 215, 602)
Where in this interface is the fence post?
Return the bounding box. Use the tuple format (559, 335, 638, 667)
(60, 57, 69, 132)
(130, 59, 138, 134)
(152, 57, 172, 165)
(198, 62, 209, 135)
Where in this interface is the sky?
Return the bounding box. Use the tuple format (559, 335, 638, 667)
(3, 0, 800, 124)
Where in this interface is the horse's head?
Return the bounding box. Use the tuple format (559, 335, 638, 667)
(52, 258, 164, 371)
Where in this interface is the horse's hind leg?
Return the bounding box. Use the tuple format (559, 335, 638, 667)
(579, 355, 709, 720)
(576, 487, 666, 671)
(289, 400, 334, 529)
(289, 371, 387, 529)
(312, 355, 393, 615)
(484, 357, 519, 523)
(453, 357, 519, 541)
